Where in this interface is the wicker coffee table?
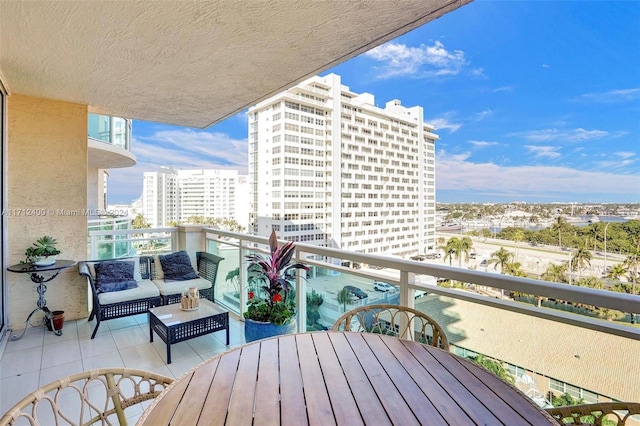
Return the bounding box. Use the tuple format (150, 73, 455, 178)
(149, 299, 229, 364)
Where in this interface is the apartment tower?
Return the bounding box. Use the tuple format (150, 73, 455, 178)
(143, 168, 248, 228)
(248, 73, 438, 259)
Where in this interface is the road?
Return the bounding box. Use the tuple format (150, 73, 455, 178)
(436, 232, 627, 278)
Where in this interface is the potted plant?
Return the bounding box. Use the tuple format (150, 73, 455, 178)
(243, 230, 309, 342)
(24, 235, 61, 266)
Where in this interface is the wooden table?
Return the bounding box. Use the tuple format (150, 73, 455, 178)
(137, 332, 556, 425)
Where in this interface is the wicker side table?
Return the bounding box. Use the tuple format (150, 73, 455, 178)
(149, 299, 229, 364)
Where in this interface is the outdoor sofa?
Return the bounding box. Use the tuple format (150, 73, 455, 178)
(78, 251, 224, 339)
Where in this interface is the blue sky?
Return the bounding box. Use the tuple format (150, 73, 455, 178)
(108, 1, 640, 205)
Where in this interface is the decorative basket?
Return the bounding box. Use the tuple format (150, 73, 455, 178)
(180, 287, 200, 310)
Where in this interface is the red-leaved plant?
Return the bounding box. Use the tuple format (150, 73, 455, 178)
(244, 230, 309, 325)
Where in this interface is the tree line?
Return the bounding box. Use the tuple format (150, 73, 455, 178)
(438, 228, 638, 323)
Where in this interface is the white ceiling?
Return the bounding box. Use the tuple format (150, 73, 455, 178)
(0, 0, 471, 128)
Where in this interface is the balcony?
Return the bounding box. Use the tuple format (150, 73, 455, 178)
(2, 226, 639, 420)
(87, 113, 136, 169)
(204, 229, 638, 405)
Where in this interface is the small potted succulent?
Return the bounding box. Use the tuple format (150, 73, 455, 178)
(24, 235, 61, 266)
(243, 230, 309, 342)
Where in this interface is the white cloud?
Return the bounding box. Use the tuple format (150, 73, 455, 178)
(428, 116, 462, 133)
(524, 145, 562, 159)
(469, 68, 486, 78)
(473, 109, 494, 121)
(469, 140, 499, 148)
(595, 151, 638, 170)
(510, 128, 610, 143)
(436, 150, 640, 197)
(491, 86, 515, 93)
(578, 88, 640, 103)
(364, 41, 467, 79)
(134, 129, 247, 170)
(615, 151, 636, 160)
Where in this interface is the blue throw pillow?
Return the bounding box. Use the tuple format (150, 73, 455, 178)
(159, 251, 198, 281)
(95, 261, 138, 293)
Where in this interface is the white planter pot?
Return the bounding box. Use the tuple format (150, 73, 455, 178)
(33, 255, 56, 266)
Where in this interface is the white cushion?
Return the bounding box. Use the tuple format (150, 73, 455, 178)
(89, 257, 143, 282)
(152, 277, 212, 296)
(97, 279, 159, 305)
(153, 252, 198, 280)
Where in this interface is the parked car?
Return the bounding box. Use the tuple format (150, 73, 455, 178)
(414, 290, 428, 299)
(373, 281, 396, 292)
(343, 285, 368, 299)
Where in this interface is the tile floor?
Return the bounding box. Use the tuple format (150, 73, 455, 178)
(0, 312, 245, 423)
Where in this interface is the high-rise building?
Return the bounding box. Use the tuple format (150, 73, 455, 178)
(143, 167, 248, 228)
(248, 73, 438, 259)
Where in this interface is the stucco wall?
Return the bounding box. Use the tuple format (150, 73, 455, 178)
(7, 94, 88, 328)
(418, 295, 640, 403)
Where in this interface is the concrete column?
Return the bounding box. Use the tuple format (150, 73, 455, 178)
(176, 225, 206, 253)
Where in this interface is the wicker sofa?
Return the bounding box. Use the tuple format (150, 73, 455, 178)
(148, 251, 223, 304)
(79, 251, 224, 339)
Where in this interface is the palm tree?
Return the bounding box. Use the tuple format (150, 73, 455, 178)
(588, 222, 602, 251)
(487, 247, 514, 300)
(131, 213, 150, 229)
(441, 239, 457, 266)
(337, 288, 352, 312)
(225, 267, 240, 295)
(512, 229, 525, 260)
(605, 263, 626, 281)
(487, 247, 513, 274)
(623, 252, 639, 296)
(442, 236, 474, 268)
(542, 263, 568, 283)
(551, 216, 569, 248)
(470, 355, 514, 384)
(621, 234, 639, 289)
(570, 240, 592, 280)
(576, 276, 604, 289)
(504, 261, 526, 277)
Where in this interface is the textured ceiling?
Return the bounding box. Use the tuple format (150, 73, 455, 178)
(0, 0, 471, 128)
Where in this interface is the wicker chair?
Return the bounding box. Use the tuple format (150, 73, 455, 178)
(545, 402, 640, 425)
(331, 303, 449, 350)
(0, 368, 174, 426)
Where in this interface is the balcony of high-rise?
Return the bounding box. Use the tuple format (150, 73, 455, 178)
(2, 0, 638, 424)
(87, 113, 136, 169)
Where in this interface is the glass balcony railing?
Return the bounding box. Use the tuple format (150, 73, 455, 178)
(85, 226, 640, 409)
(87, 113, 131, 150)
(87, 219, 177, 259)
(203, 228, 640, 411)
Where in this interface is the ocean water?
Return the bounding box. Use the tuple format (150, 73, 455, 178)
(487, 216, 630, 234)
(585, 216, 628, 223)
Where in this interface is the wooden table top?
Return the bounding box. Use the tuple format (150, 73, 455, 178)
(137, 332, 556, 426)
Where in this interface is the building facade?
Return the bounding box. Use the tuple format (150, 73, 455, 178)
(143, 168, 248, 228)
(248, 73, 438, 259)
